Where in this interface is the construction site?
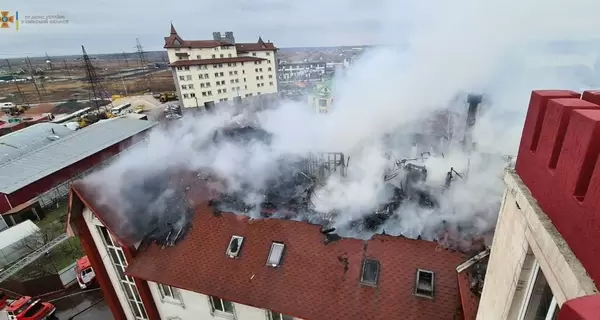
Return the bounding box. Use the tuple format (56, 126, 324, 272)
(0, 40, 178, 137)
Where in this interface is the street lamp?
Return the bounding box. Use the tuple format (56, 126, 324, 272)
(194, 96, 199, 108)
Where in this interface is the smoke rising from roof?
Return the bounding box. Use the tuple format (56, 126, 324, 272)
(84, 0, 600, 248)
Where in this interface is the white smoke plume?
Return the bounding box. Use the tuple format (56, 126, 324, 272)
(84, 0, 600, 249)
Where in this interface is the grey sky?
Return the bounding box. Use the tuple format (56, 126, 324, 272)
(3, 0, 600, 58)
(2, 0, 409, 58)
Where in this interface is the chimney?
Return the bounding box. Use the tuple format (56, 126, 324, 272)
(225, 32, 235, 44)
(463, 93, 483, 151)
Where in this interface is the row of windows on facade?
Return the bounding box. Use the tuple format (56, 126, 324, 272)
(180, 73, 273, 88)
(97, 225, 149, 320)
(158, 283, 291, 320)
(174, 58, 270, 71)
(181, 83, 272, 99)
(225, 235, 436, 298)
(179, 67, 273, 81)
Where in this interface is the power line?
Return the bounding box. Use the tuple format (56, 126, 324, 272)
(4, 59, 30, 106)
(135, 38, 154, 92)
(25, 56, 43, 102)
(81, 45, 111, 111)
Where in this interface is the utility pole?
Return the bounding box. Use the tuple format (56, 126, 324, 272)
(82, 45, 112, 111)
(135, 38, 154, 92)
(122, 51, 129, 67)
(63, 60, 71, 77)
(5, 59, 30, 106)
(25, 57, 43, 102)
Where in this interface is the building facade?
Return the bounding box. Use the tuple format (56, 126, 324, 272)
(308, 80, 334, 113)
(164, 26, 279, 109)
(67, 180, 478, 320)
(477, 90, 600, 320)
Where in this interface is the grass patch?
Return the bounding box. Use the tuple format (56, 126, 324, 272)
(37, 201, 68, 229)
(13, 237, 84, 280)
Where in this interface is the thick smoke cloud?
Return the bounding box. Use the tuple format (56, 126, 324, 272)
(84, 0, 600, 249)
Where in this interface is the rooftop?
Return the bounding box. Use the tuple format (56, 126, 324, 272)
(0, 123, 73, 165)
(71, 182, 470, 320)
(164, 24, 277, 52)
(0, 117, 157, 195)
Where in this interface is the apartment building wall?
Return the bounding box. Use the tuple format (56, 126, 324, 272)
(476, 171, 597, 320)
(84, 207, 147, 320)
(167, 46, 278, 108)
(147, 281, 288, 320)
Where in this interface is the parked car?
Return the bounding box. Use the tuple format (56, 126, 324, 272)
(6, 296, 34, 320)
(17, 299, 56, 320)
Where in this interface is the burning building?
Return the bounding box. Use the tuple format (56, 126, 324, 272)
(63, 91, 506, 320)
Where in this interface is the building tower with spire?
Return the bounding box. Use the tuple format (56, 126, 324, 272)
(164, 23, 279, 109)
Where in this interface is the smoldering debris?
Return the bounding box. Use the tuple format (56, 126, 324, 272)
(116, 170, 195, 246)
(85, 91, 505, 252)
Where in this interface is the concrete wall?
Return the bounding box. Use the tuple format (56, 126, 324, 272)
(477, 171, 597, 320)
(148, 282, 300, 320)
(515, 90, 600, 284)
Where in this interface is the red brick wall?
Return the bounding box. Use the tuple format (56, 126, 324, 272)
(515, 90, 600, 283)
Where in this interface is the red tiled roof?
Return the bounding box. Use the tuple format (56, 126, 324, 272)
(236, 42, 277, 52)
(169, 56, 266, 67)
(164, 24, 277, 52)
(457, 271, 479, 320)
(123, 202, 467, 320)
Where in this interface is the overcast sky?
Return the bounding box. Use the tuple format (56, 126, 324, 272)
(2, 0, 412, 58)
(3, 0, 600, 58)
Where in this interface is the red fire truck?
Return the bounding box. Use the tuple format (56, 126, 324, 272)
(75, 256, 96, 289)
(6, 296, 57, 320)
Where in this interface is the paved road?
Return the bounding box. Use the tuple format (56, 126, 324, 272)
(52, 288, 112, 320)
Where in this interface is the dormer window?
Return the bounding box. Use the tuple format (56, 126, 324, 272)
(266, 242, 285, 267)
(415, 269, 435, 298)
(360, 259, 380, 286)
(226, 236, 244, 258)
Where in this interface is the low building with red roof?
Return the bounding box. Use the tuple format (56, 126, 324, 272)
(66, 178, 482, 320)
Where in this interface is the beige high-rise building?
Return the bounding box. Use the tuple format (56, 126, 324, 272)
(164, 25, 279, 109)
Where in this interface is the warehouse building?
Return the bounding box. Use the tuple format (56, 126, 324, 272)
(0, 117, 157, 226)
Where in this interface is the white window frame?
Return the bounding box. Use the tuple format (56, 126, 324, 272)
(209, 296, 236, 319)
(266, 242, 285, 267)
(96, 226, 148, 320)
(158, 283, 184, 306)
(267, 310, 294, 320)
(517, 261, 558, 320)
(226, 236, 244, 258)
(414, 269, 435, 299)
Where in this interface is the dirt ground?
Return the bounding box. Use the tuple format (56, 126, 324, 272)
(1, 70, 175, 104)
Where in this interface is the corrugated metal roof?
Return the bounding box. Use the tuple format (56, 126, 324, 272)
(0, 117, 157, 194)
(0, 123, 74, 165)
(0, 220, 40, 251)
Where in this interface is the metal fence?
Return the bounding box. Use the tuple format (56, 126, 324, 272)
(58, 261, 77, 287)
